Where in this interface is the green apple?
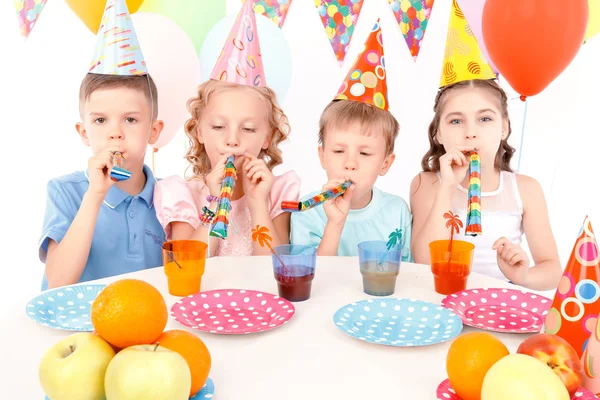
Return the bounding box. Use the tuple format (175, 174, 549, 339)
(39, 332, 116, 400)
(104, 344, 191, 400)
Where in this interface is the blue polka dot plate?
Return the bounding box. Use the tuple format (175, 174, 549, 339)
(333, 298, 463, 347)
(26, 284, 106, 331)
(45, 377, 215, 400)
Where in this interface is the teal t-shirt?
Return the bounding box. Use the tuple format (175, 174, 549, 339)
(290, 187, 413, 261)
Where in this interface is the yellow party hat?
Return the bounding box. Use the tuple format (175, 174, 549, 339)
(439, 0, 495, 87)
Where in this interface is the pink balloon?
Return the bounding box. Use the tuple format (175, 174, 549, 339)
(456, 0, 498, 74)
(131, 12, 201, 149)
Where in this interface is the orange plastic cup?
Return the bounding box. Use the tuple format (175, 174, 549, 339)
(162, 240, 207, 297)
(429, 240, 475, 295)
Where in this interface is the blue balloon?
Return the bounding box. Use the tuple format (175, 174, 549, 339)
(199, 13, 293, 103)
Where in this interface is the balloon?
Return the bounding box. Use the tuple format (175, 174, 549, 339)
(199, 13, 293, 103)
(585, 0, 600, 41)
(65, 0, 145, 34)
(131, 12, 201, 149)
(482, 0, 588, 99)
(138, 0, 226, 52)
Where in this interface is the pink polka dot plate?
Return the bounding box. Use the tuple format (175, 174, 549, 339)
(170, 289, 296, 334)
(436, 379, 598, 399)
(441, 288, 552, 333)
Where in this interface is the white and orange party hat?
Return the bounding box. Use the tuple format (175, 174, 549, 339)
(89, 0, 147, 75)
(210, 0, 266, 87)
(334, 19, 389, 111)
(544, 216, 600, 359)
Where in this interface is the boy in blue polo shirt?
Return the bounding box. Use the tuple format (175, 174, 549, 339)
(38, 0, 165, 290)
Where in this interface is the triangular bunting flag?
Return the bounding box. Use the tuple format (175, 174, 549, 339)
(388, 0, 434, 61)
(89, 0, 147, 75)
(252, 0, 293, 28)
(335, 20, 389, 110)
(544, 216, 600, 358)
(439, 0, 496, 87)
(315, 0, 365, 64)
(15, 0, 48, 39)
(211, 0, 266, 87)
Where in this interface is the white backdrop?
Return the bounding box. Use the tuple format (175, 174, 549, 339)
(0, 0, 598, 306)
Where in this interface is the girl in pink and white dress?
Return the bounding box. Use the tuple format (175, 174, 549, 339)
(153, 1, 300, 257)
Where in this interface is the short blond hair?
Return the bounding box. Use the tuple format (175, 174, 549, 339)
(79, 73, 159, 120)
(318, 100, 399, 155)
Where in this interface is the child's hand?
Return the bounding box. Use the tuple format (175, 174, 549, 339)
(242, 153, 273, 207)
(205, 153, 237, 198)
(439, 146, 477, 189)
(493, 237, 530, 286)
(87, 148, 120, 197)
(322, 178, 355, 227)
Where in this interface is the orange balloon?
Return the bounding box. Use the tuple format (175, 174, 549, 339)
(482, 0, 588, 99)
(65, 0, 145, 34)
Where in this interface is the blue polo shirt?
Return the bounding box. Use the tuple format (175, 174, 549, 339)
(38, 165, 165, 291)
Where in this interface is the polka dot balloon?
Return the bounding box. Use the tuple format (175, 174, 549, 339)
(26, 284, 106, 331)
(333, 298, 463, 347)
(171, 289, 296, 335)
(441, 288, 552, 333)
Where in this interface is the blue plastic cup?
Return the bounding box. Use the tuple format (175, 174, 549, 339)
(357, 240, 402, 296)
(271, 245, 317, 302)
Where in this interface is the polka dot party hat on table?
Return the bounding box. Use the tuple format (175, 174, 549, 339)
(210, 0, 266, 88)
(544, 216, 600, 358)
(334, 19, 389, 110)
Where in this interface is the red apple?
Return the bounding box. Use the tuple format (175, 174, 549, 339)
(517, 333, 582, 396)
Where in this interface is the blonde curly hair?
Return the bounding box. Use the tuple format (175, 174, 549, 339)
(184, 80, 290, 178)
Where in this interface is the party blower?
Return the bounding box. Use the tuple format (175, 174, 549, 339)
(281, 181, 352, 212)
(210, 155, 236, 239)
(110, 152, 131, 182)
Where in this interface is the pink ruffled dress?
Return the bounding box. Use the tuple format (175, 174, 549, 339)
(154, 171, 300, 256)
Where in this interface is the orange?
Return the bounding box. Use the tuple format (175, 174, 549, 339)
(446, 332, 510, 400)
(91, 279, 168, 349)
(156, 330, 212, 397)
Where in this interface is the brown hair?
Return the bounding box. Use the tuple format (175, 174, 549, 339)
(421, 79, 515, 173)
(318, 100, 399, 155)
(79, 73, 159, 120)
(184, 80, 290, 177)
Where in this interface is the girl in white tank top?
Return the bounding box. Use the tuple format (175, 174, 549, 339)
(410, 79, 562, 291)
(437, 171, 524, 281)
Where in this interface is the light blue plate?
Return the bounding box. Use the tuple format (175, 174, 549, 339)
(333, 298, 463, 347)
(44, 377, 215, 399)
(26, 284, 106, 331)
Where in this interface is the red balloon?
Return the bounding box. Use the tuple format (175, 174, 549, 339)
(482, 0, 588, 99)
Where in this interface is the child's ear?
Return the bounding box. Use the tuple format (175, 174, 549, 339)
(379, 153, 396, 176)
(318, 146, 326, 169)
(261, 133, 271, 150)
(148, 120, 164, 145)
(501, 119, 509, 140)
(435, 129, 443, 145)
(76, 122, 90, 146)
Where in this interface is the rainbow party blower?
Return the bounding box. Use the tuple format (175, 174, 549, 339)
(282, 181, 351, 212)
(110, 152, 131, 182)
(465, 151, 481, 236)
(210, 156, 236, 239)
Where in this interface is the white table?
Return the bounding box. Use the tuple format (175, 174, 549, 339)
(3, 257, 552, 399)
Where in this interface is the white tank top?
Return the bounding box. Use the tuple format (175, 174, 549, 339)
(437, 171, 525, 281)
